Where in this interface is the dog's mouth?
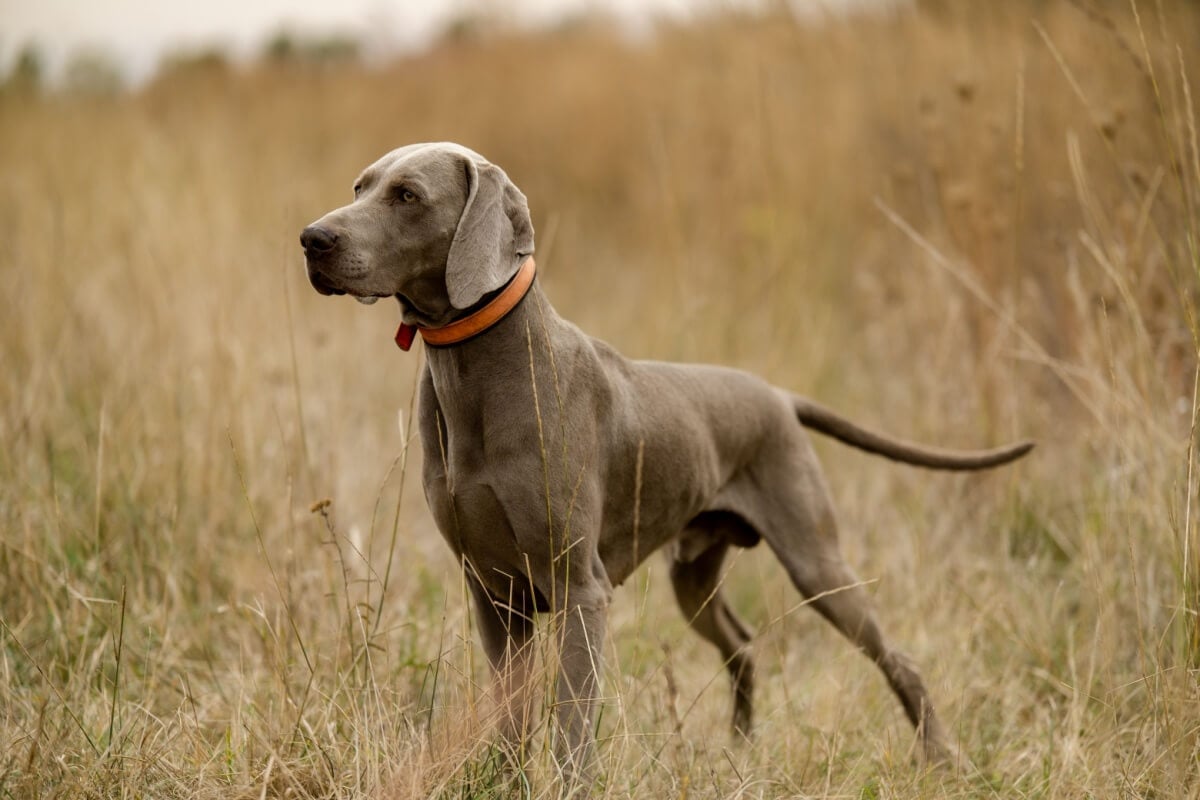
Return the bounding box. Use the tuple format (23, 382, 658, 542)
(307, 267, 393, 305)
(307, 265, 427, 320)
(307, 268, 346, 297)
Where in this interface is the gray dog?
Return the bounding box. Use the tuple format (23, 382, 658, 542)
(301, 142, 1031, 784)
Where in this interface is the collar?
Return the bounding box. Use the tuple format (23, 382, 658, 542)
(394, 257, 537, 351)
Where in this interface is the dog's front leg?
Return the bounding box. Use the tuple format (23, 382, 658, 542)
(468, 579, 538, 759)
(552, 581, 610, 791)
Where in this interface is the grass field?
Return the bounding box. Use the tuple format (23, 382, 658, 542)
(2, 1, 1199, 797)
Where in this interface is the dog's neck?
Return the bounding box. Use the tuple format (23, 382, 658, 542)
(420, 276, 576, 459)
(396, 257, 536, 351)
(422, 272, 563, 388)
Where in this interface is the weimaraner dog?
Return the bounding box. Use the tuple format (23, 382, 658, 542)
(301, 142, 1032, 785)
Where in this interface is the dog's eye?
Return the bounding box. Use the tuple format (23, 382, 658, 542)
(398, 188, 418, 204)
(353, 183, 363, 197)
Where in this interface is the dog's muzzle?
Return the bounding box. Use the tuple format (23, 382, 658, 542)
(301, 225, 349, 295)
(306, 267, 346, 296)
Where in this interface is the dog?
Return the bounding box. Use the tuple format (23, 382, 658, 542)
(301, 142, 1032, 784)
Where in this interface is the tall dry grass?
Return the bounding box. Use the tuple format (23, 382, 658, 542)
(1, 1, 1198, 797)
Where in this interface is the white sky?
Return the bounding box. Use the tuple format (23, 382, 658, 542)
(0, 0, 743, 83)
(0, 0, 879, 84)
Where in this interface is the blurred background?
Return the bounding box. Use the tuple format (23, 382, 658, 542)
(1, 1, 1198, 798)
(2, 0, 894, 87)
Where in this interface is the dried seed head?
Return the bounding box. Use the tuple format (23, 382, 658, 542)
(954, 74, 976, 103)
(1099, 108, 1124, 142)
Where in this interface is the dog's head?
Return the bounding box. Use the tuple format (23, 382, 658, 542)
(300, 142, 534, 326)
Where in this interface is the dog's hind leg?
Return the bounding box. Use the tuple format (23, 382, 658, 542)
(756, 451, 951, 762)
(786, 550, 950, 762)
(670, 533, 756, 738)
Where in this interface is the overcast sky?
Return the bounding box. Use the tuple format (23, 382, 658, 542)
(0, 0, 882, 84)
(0, 0, 747, 83)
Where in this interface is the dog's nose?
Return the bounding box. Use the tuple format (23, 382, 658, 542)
(300, 225, 338, 255)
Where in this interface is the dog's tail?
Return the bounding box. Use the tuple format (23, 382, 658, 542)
(792, 394, 1034, 470)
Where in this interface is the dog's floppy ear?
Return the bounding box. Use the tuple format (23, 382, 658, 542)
(445, 155, 535, 309)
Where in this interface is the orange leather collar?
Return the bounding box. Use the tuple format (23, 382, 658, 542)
(395, 257, 536, 351)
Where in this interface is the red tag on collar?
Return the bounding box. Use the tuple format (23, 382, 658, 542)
(394, 322, 417, 351)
